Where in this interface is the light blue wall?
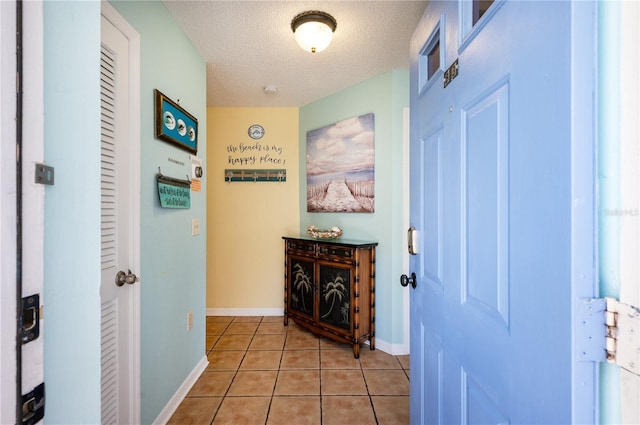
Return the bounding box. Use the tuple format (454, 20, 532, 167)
(299, 70, 409, 346)
(43, 1, 102, 423)
(43, 1, 206, 423)
(108, 1, 207, 423)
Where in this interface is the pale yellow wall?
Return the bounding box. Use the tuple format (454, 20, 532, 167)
(206, 108, 299, 310)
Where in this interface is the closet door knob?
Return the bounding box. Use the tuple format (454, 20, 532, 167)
(115, 269, 140, 287)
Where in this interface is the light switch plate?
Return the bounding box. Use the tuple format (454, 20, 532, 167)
(192, 218, 200, 236)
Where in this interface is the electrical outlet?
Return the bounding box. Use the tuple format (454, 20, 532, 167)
(187, 310, 193, 331)
(191, 218, 200, 236)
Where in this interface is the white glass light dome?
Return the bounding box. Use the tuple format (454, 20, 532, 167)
(291, 11, 337, 54)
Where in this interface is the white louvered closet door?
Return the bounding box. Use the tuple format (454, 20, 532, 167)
(100, 9, 139, 424)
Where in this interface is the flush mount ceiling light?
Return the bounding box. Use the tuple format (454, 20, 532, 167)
(291, 10, 337, 53)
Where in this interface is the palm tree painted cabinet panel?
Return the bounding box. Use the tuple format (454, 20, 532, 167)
(283, 236, 378, 358)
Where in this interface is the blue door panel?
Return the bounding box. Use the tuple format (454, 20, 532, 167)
(462, 79, 510, 328)
(466, 373, 510, 425)
(422, 128, 444, 289)
(424, 331, 444, 425)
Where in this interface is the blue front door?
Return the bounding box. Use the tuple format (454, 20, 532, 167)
(408, 1, 598, 423)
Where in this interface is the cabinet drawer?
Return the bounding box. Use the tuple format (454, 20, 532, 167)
(287, 240, 316, 255)
(318, 244, 353, 259)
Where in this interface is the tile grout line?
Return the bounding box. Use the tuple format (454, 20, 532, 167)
(258, 316, 274, 425)
(204, 317, 234, 425)
(209, 317, 257, 424)
(319, 347, 324, 425)
(360, 350, 379, 424)
(269, 317, 296, 425)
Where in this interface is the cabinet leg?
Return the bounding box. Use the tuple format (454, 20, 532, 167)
(284, 315, 288, 326)
(370, 335, 375, 350)
(353, 343, 360, 359)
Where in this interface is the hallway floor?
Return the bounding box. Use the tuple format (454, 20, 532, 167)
(168, 315, 409, 424)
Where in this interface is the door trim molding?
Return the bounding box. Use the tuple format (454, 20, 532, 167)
(101, 3, 141, 424)
(20, 0, 45, 417)
(0, 2, 18, 423)
(401, 107, 410, 355)
(569, 1, 598, 423)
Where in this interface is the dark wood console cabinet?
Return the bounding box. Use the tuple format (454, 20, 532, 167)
(283, 236, 377, 358)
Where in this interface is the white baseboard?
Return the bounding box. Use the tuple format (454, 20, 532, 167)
(152, 355, 208, 425)
(365, 338, 409, 356)
(206, 307, 284, 316)
(205, 310, 409, 355)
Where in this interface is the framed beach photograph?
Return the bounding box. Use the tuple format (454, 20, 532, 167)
(306, 113, 375, 213)
(154, 89, 198, 154)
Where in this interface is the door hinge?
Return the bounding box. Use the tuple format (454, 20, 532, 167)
(21, 382, 45, 425)
(604, 297, 640, 375)
(577, 297, 640, 376)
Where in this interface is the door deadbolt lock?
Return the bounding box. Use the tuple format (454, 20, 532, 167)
(115, 269, 139, 287)
(400, 272, 417, 289)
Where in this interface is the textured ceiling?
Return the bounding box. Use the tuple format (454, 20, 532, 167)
(163, 1, 428, 107)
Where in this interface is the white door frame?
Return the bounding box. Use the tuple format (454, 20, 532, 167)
(1, 1, 45, 423)
(619, 2, 640, 419)
(0, 1, 18, 422)
(101, 3, 141, 423)
(401, 107, 410, 355)
(21, 0, 45, 416)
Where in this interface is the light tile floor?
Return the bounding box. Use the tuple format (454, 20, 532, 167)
(168, 316, 410, 425)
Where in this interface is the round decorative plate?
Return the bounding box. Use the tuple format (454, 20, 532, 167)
(177, 119, 187, 136)
(248, 124, 265, 139)
(163, 111, 176, 130)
